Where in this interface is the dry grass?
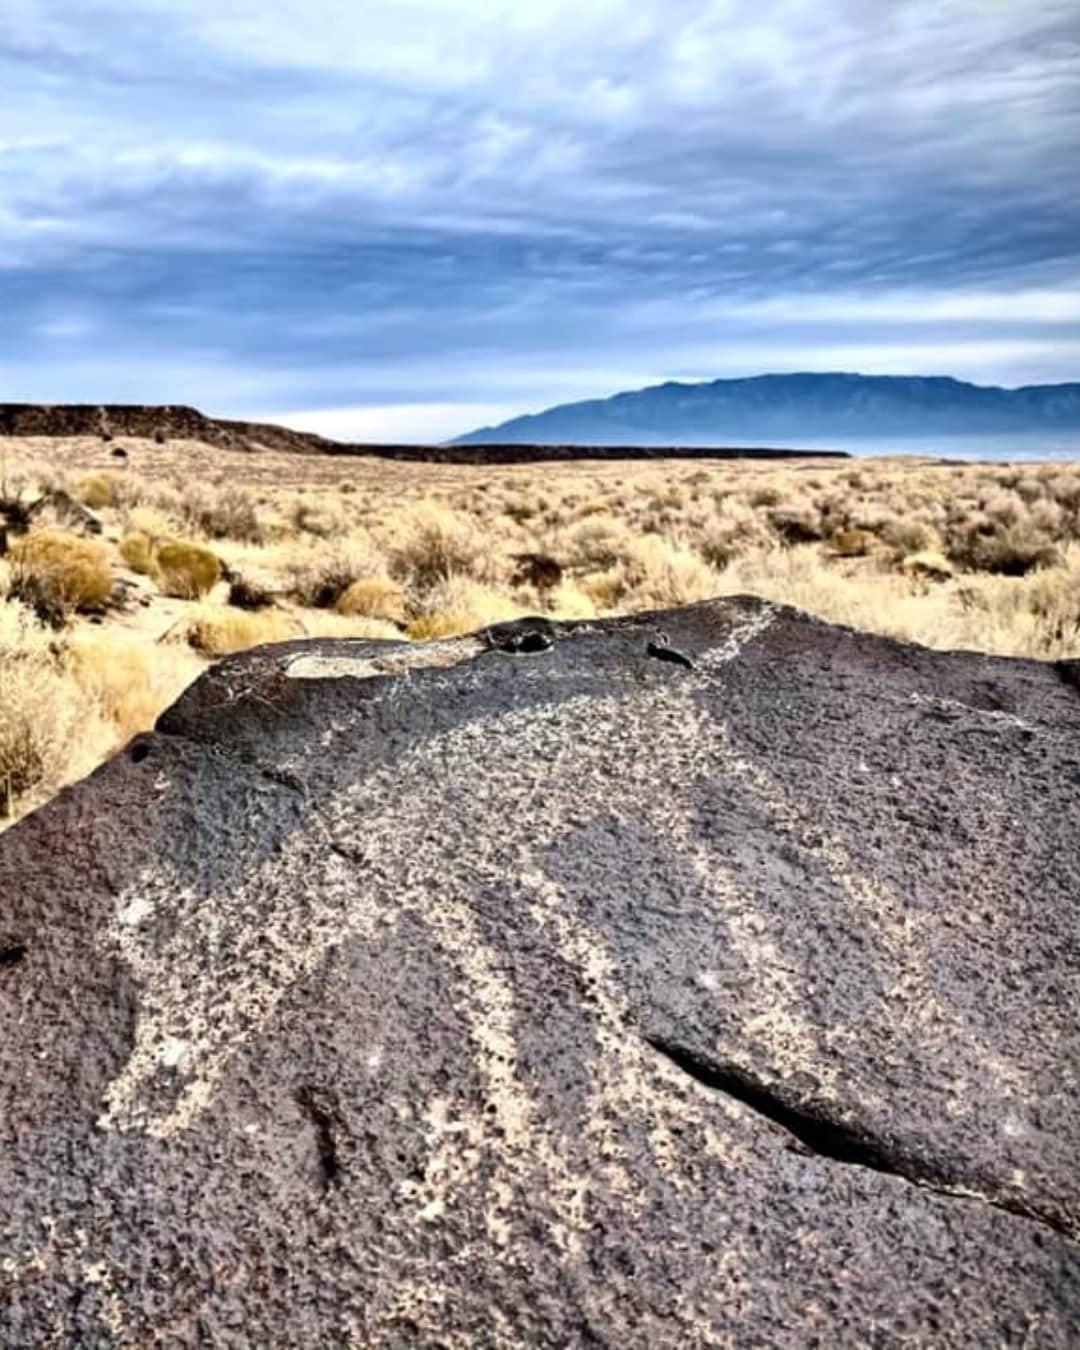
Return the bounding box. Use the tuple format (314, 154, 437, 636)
(335, 576, 407, 624)
(152, 540, 222, 599)
(4, 432, 1080, 825)
(0, 603, 110, 818)
(8, 530, 113, 611)
(182, 607, 301, 657)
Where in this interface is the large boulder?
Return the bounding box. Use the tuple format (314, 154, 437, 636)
(1, 596, 1078, 1345)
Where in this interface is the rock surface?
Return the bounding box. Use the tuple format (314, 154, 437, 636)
(1, 597, 1079, 1346)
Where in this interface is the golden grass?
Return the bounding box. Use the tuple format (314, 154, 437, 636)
(76, 474, 114, 509)
(0, 603, 110, 818)
(152, 540, 222, 599)
(9, 530, 113, 610)
(182, 607, 301, 657)
(5, 433, 1080, 825)
(335, 575, 407, 624)
(119, 531, 155, 574)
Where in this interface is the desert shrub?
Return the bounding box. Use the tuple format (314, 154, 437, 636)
(503, 493, 540, 523)
(1029, 498, 1064, 534)
(286, 541, 378, 609)
(623, 536, 718, 609)
(386, 504, 491, 588)
(153, 541, 222, 599)
(748, 485, 782, 508)
(769, 502, 824, 544)
(227, 575, 275, 610)
(510, 553, 563, 590)
(1047, 474, 1080, 510)
(289, 498, 349, 539)
(562, 517, 634, 572)
(1015, 476, 1045, 505)
(124, 504, 174, 537)
(0, 603, 102, 817)
(8, 530, 113, 612)
(881, 518, 939, 556)
(407, 577, 522, 639)
(831, 529, 875, 558)
(695, 526, 739, 570)
(182, 486, 264, 543)
(955, 525, 1062, 577)
(335, 576, 406, 624)
(981, 489, 1027, 528)
(119, 532, 155, 574)
(898, 550, 954, 583)
(183, 607, 300, 657)
(76, 475, 114, 509)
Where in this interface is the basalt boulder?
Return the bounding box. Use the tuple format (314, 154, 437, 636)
(1, 596, 1078, 1345)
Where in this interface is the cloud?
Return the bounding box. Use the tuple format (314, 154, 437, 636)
(0, 0, 1077, 429)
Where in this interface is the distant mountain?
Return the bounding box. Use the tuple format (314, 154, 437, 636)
(453, 373, 1080, 446)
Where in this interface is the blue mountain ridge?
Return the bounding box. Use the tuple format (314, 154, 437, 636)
(453, 373, 1080, 446)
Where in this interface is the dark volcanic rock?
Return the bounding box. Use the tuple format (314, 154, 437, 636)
(1, 597, 1078, 1346)
(0, 401, 849, 464)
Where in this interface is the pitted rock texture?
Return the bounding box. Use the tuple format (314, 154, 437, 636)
(1, 596, 1079, 1346)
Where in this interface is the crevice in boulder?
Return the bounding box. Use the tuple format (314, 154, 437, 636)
(296, 1085, 341, 1193)
(0, 940, 27, 967)
(646, 1034, 894, 1169)
(645, 1034, 1076, 1243)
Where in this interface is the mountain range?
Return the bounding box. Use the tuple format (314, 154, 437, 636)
(453, 373, 1080, 446)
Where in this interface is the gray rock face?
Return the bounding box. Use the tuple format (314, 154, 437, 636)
(1, 597, 1078, 1346)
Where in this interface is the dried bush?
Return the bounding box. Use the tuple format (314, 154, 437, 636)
(184, 486, 264, 543)
(8, 530, 113, 612)
(406, 577, 522, 639)
(153, 541, 222, 599)
(386, 504, 491, 588)
(748, 485, 782, 508)
(119, 532, 155, 574)
(286, 541, 378, 609)
(831, 529, 875, 558)
(955, 525, 1062, 577)
(898, 550, 954, 583)
(769, 502, 824, 544)
(510, 553, 563, 590)
(562, 518, 634, 572)
(227, 575, 276, 610)
(881, 518, 939, 556)
(183, 607, 300, 657)
(289, 498, 348, 539)
(981, 489, 1027, 528)
(335, 576, 407, 624)
(76, 475, 114, 509)
(0, 603, 101, 817)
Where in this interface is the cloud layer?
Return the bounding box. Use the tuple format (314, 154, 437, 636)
(2, 0, 1078, 438)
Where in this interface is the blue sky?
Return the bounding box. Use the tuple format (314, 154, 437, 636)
(2, 0, 1078, 440)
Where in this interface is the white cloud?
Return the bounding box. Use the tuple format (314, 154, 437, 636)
(273, 402, 525, 443)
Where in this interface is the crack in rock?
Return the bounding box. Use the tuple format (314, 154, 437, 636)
(295, 1085, 342, 1194)
(645, 1034, 1077, 1244)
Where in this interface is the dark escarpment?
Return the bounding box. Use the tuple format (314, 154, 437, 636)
(1, 597, 1078, 1345)
(0, 401, 849, 463)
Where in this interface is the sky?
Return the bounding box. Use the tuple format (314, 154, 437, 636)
(1, 0, 1078, 441)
